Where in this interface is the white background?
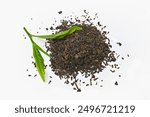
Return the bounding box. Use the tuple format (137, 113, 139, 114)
(0, 0, 150, 100)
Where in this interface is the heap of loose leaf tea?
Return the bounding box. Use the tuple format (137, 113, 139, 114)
(24, 10, 124, 92)
(45, 11, 118, 91)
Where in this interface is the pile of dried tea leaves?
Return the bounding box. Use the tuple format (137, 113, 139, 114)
(44, 10, 120, 91)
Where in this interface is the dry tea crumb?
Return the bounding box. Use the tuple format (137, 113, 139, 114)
(97, 22, 102, 26)
(100, 85, 103, 87)
(110, 70, 115, 73)
(64, 80, 69, 84)
(48, 80, 51, 84)
(116, 42, 122, 46)
(58, 11, 62, 14)
(86, 84, 89, 86)
(50, 26, 54, 30)
(115, 81, 118, 85)
(73, 87, 76, 90)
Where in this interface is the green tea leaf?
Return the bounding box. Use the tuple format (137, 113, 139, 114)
(33, 43, 51, 57)
(33, 44, 45, 81)
(31, 26, 82, 39)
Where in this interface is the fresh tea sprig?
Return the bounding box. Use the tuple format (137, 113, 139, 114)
(23, 26, 82, 81)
